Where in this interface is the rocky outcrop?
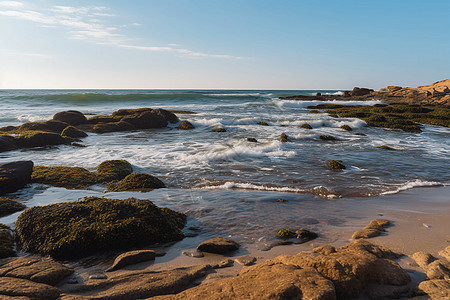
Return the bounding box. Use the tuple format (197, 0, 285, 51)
(0, 197, 26, 217)
(197, 238, 240, 254)
(155, 240, 409, 300)
(0, 136, 18, 152)
(352, 219, 390, 239)
(105, 250, 156, 272)
(15, 197, 186, 259)
(96, 160, 133, 182)
(61, 126, 87, 138)
(0, 277, 61, 300)
(14, 132, 67, 148)
(0, 161, 33, 195)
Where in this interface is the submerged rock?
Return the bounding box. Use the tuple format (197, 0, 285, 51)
(296, 229, 318, 243)
(15, 197, 186, 259)
(31, 166, 98, 189)
(258, 121, 269, 126)
(106, 250, 156, 272)
(212, 127, 226, 132)
(320, 134, 336, 141)
(197, 238, 240, 254)
(61, 126, 88, 138)
(339, 124, 353, 131)
(108, 173, 165, 192)
(0, 161, 34, 195)
(280, 133, 289, 142)
(96, 160, 133, 182)
(328, 160, 346, 170)
(0, 197, 26, 217)
(53, 110, 87, 126)
(298, 123, 313, 129)
(246, 138, 257, 143)
(377, 145, 396, 150)
(177, 121, 195, 130)
(276, 228, 296, 239)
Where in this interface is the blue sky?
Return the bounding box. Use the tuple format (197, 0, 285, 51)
(0, 0, 449, 89)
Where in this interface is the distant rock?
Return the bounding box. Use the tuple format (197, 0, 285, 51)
(106, 250, 156, 272)
(177, 121, 195, 130)
(0, 161, 33, 195)
(280, 133, 289, 142)
(320, 134, 336, 141)
(258, 121, 269, 126)
(197, 238, 240, 254)
(351, 87, 374, 96)
(298, 123, 313, 129)
(212, 127, 226, 132)
(339, 124, 352, 131)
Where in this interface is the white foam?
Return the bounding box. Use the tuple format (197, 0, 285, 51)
(272, 99, 383, 109)
(201, 181, 308, 193)
(381, 180, 444, 195)
(17, 114, 52, 122)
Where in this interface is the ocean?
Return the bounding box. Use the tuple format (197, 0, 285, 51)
(0, 89, 449, 249)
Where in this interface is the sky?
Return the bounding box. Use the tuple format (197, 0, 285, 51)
(0, 0, 449, 89)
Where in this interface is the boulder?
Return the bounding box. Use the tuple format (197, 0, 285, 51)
(197, 238, 240, 254)
(0, 161, 34, 195)
(352, 219, 390, 239)
(151, 109, 179, 124)
(105, 250, 156, 272)
(0, 136, 17, 152)
(0, 277, 60, 300)
(14, 132, 66, 148)
(176, 121, 194, 130)
(320, 134, 336, 141)
(122, 111, 168, 129)
(0, 197, 26, 217)
(0, 257, 73, 285)
(53, 111, 87, 126)
(418, 279, 450, 299)
(61, 126, 87, 138)
(439, 246, 450, 261)
(296, 229, 318, 243)
(328, 160, 346, 170)
(93, 121, 135, 133)
(0, 224, 15, 258)
(17, 120, 69, 134)
(299, 123, 313, 129)
(108, 173, 165, 192)
(280, 133, 289, 142)
(96, 160, 133, 182)
(31, 166, 98, 189)
(339, 124, 352, 131)
(351, 87, 374, 96)
(15, 197, 186, 258)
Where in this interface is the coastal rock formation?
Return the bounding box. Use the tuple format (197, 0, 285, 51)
(105, 250, 156, 272)
(92, 120, 135, 133)
(53, 110, 87, 126)
(197, 238, 240, 254)
(15, 197, 186, 259)
(154, 240, 409, 300)
(0, 224, 15, 258)
(107, 173, 166, 192)
(352, 219, 390, 239)
(15, 131, 67, 148)
(0, 277, 61, 300)
(17, 120, 69, 134)
(0, 136, 18, 152)
(96, 160, 133, 182)
(0, 161, 33, 195)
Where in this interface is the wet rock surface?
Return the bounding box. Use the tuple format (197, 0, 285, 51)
(197, 238, 240, 254)
(0, 161, 33, 195)
(106, 250, 156, 272)
(352, 219, 390, 239)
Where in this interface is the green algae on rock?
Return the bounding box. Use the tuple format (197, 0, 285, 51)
(97, 160, 133, 182)
(15, 197, 186, 259)
(299, 123, 313, 129)
(0, 197, 26, 217)
(258, 121, 269, 126)
(108, 173, 165, 192)
(377, 145, 396, 150)
(176, 120, 195, 130)
(212, 127, 227, 132)
(280, 133, 289, 142)
(340, 124, 353, 131)
(31, 166, 98, 189)
(276, 228, 296, 239)
(61, 126, 88, 138)
(319, 134, 336, 141)
(328, 160, 346, 170)
(14, 131, 67, 148)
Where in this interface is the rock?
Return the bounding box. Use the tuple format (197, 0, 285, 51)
(31, 166, 98, 189)
(352, 219, 390, 239)
(328, 160, 346, 170)
(86, 115, 121, 124)
(212, 127, 226, 132)
(89, 274, 107, 280)
(53, 110, 87, 125)
(197, 238, 240, 254)
(0, 256, 73, 285)
(276, 228, 296, 239)
(296, 229, 318, 243)
(14, 132, 66, 148)
(351, 87, 374, 96)
(235, 256, 256, 266)
(0, 224, 15, 258)
(106, 250, 156, 272)
(0, 136, 17, 152)
(93, 121, 135, 133)
(61, 126, 87, 138)
(213, 259, 234, 269)
(0, 277, 61, 300)
(387, 86, 402, 92)
(0, 161, 34, 195)
(354, 132, 367, 136)
(15, 197, 186, 259)
(439, 246, 450, 261)
(365, 284, 412, 300)
(418, 279, 450, 299)
(258, 121, 269, 126)
(151, 109, 179, 124)
(246, 138, 257, 143)
(182, 250, 204, 258)
(275, 198, 288, 203)
(377, 145, 396, 150)
(280, 133, 288, 142)
(426, 260, 450, 280)
(313, 245, 336, 255)
(299, 123, 313, 129)
(320, 134, 336, 141)
(269, 240, 294, 248)
(339, 124, 352, 131)
(107, 173, 165, 192)
(412, 252, 437, 270)
(18, 120, 69, 134)
(123, 111, 168, 129)
(112, 108, 153, 117)
(0, 197, 26, 217)
(66, 265, 210, 299)
(176, 120, 194, 130)
(96, 160, 133, 182)
(71, 142, 86, 147)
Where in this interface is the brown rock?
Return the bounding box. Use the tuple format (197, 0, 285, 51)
(197, 238, 240, 254)
(0, 136, 18, 153)
(176, 120, 195, 130)
(351, 87, 374, 96)
(0, 277, 60, 300)
(411, 251, 437, 270)
(0, 257, 73, 286)
(93, 121, 135, 133)
(438, 246, 450, 262)
(53, 110, 87, 126)
(0, 225, 15, 258)
(352, 219, 390, 240)
(418, 279, 450, 299)
(387, 86, 402, 92)
(0, 161, 34, 195)
(105, 250, 156, 272)
(234, 256, 256, 266)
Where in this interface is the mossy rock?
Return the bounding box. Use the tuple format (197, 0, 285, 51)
(97, 160, 133, 182)
(17, 120, 69, 134)
(299, 123, 313, 129)
(354, 132, 367, 136)
(15, 197, 186, 259)
(31, 166, 98, 189)
(61, 126, 88, 138)
(108, 173, 165, 192)
(0, 224, 15, 258)
(328, 160, 346, 170)
(93, 121, 135, 133)
(15, 131, 67, 148)
(53, 110, 87, 125)
(320, 134, 336, 141)
(280, 133, 289, 143)
(259, 121, 269, 126)
(212, 127, 227, 132)
(87, 115, 122, 124)
(377, 145, 396, 150)
(276, 228, 296, 239)
(340, 124, 353, 131)
(0, 197, 26, 217)
(177, 121, 195, 130)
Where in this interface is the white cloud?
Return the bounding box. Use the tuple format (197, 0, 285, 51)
(0, 2, 242, 59)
